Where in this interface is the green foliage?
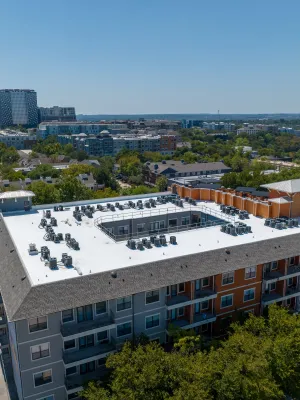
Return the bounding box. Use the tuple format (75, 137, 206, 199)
(0, 144, 20, 164)
(28, 181, 61, 205)
(57, 176, 93, 202)
(81, 305, 300, 400)
(118, 155, 142, 177)
(27, 164, 61, 179)
(156, 175, 168, 192)
(62, 164, 94, 178)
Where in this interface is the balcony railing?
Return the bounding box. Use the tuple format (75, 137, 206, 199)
(65, 367, 108, 391)
(61, 312, 115, 338)
(63, 340, 116, 365)
(262, 285, 300, 305)
(194, 288, 217, 300)
(166, 312, 216, 331)
(166, 294, 191, 309)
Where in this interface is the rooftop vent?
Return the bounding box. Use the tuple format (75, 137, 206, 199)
(170, 236, 177, 245)
(49, 258, 57, 270)
(28, 243, 38, 255)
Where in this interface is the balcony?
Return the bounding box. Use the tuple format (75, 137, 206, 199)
(61, 313, 115, 339)
(263, 270, 284, 283)
(262, 286, 300, 306)
(63, 341, 116, 366)
(0, 334, 9, 347)
(166, 312, 216, 331)
(65, 367, 108, 391)
(194, 289, 217, 301)
(286, 265, 300, 279)
(166, 290, 217, 311)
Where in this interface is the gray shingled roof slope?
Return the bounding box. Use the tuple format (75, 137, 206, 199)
(147, 161, 230, 174)
(1, 212, 300, 321)
(262, 179, 300, 194)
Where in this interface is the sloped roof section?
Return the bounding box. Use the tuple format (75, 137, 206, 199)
(261, 179, 300, 194)
(269, 196, 292, 204)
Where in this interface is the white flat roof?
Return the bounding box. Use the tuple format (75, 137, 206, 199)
(3, 197, 300, 287)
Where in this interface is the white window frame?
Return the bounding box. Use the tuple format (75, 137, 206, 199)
(137, 223, 145, 232)
(116, 296, 132, 312)
(178, 282, 185, 293)
(269, 282, 276, 291)
(116, 321, 132, 337)
(168, 218, 178, 227)
(37, 396, 54, 400)
(288, 277, 293, 287)
(202, 277, 210, 287)
(243, 288, 255, 303)
(64, 339, 76, 351)
(33, 369, 53, 388)
(61, 309, 74, 324)
(177, 307, 184, 317)
(145, 290, 160, 305)
(65, 366, 77, 376)
(222, 272, 234, 286)
(220, 294, 233, 309)
(201, 300, 209, 311)
(118, 225, 129, 235)
(145, 314, 160, 330)
(181, 216, 190, 226)
(97, 329, 110, 344)
(271, 261, 278, 270)
(245, 266, 256, 280)
(30, 342, 50, 361)
(95, 301, 107, 315)
(289, 257, 295, 266)
(28, 316, 48, 334)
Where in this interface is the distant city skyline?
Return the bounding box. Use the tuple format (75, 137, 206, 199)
(1, 0, 300, 114)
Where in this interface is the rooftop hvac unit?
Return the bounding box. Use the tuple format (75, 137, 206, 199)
(137, 241, 144, 250)
(142, 238, 148, 245)
(45, 210, 51, 219)
(110, 205, 115, 211)
(65, 233, 71, 241)
(264, 219, 271, 226)
(160, 235, 167, 246)
(81, 205, 86, 211)
(50, 217, 57, 226)
(154, 237, 161, 247)
(61, 253, 68, 262)
(64, 255, 73, 267)
(269, 220, 276, 228)
(39, 218, 47, 227)
(150, 235, 156, 244)
(85, 210, 93, 218)
(41, 246, 50, 260)
(54, 235, 60, 243)
(119, 204, 124, 210)
(170, 236, 177, 244)
(294, 219, 299, 227)
(59, 205, 64, 211)
(179, 200, 183, 207)
(185, 197, 189, 202)
(28, 243, 38, 255)
(275, 222, 282, 230)
(115, 202, 119, 207)
(49, 258, 57, 269)
(54, 206, 58, 212)
(246, 225, 252, 233)
(75, 206, 79, 212)
(220, 225, 226, 232)
(127, 239, 136, 250)
(107, 203, 111, 209)
(145, 240, 152, 249)
(145, 202, 151, 208)
(75, 213, 82, 222)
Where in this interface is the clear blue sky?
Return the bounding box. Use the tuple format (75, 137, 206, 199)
(1, 0, 300, 114)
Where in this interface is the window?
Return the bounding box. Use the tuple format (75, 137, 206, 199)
(245, 266, 256, 279)
(34, 370, 52, 387)
(244, 288, 255, 302)
(169, 219, 177, 227)
(145, 314, 160, 329)
(202, 277, 209, 287)
(177, 307, 184, 317)
(117, 322, 132, 337)
(288, 277, 293, 287)
(181, 216, 190, 226)
(117, 296, 132, 311)
(77, 304, 93, 322)
(66, 366, 77, 376)
(146, 290, 160, 304)
(79, 334, 94, 349)
(287, 298, 292, 306)
(118, 226, 129, 235)
(62, 309, 74, 323)
(195, 279, 200, 291)
(221, 294, 233, 308)
(97, 330, 109, 344)
(270, 282, 276, 291)
(38, 396, 54, 400)
(201, 300, 209, 310)
(271, 261, 278, 270)
(29, 316, 47, 333)
(97, 358, 106, 367)
(150, 221, 165, 231)
(31, 343, 50, 360)
(166, 286, 170, 296)
(178, 283, 185, 293)
(95, 301, 107, 315)
(137, 224, 145, 232)
(289, 257, 295, 266)
(80, 361, 95, 375)
(222, 272, 234, 285)
(64, 339, 75, 350)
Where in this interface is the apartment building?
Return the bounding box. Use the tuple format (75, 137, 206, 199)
(0, 130, 37, 150)
(1, 180, 300, 399)
(38, 123, 128, 138)
(0, 89, 38, 128)
(39, 107, 76, 123)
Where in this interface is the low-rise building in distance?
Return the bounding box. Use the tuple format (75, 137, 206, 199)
(38, 106, 76, 122)
(0, 130, 37, 150)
